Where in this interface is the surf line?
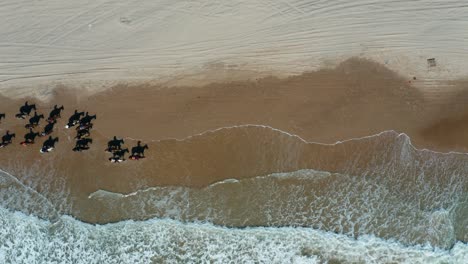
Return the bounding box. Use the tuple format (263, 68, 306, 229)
(0, 168, 61, 222)
(101, 124, 468, 156)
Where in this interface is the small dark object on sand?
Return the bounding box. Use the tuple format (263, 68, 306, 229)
(427, 58, 436, 67)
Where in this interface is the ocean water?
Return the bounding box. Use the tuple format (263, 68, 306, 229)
(0, 206, 467, 264)
(0, 128, 467, 263)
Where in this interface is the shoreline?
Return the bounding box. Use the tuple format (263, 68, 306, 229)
(2, 58, 468, 151)
(0, 127, 466, 225)
(1, 58, 468, 224)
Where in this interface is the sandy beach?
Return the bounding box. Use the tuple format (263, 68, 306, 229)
(0, 58, 467, 224)
(1, 1, 468, 262)
(3, 58, 468, 149)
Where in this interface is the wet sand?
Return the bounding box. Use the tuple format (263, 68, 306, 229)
(2, 58, 467, 150)
(77, 58, 427, 143)
(1, 58, 468, 223)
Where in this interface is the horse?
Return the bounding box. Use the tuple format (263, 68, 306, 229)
(107, 136, 124, 152)
(75, 128, 90, 140)
(41, 136, 59, 151)
(1, 131, 15, 146)
(76, 122, 93, 132)
(79, 112, 97, 125)
(66, 110, 85, 128)
(131, 141, 149, 157)
(0, 113, 5, 123)
(26, 112, 44, 128)
(41, 120, 56, 136)
(29, 112, 44, 125)
(110, 148, 129, 162)
(22, 129, 40, 145)
(74, 138, 93, 151)
(48, 105, 64, 122)
(17, 101, 36, 118)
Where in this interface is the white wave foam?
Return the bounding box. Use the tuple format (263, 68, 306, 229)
(122, 124, 468, 157)
(0, 205, 466, 264)
(0, 169, 59, 221)
(88, 169, 329, 198)
(202, 178, 240, 188)
(2, 127, 468, 256)
(87, 164, 467, 249)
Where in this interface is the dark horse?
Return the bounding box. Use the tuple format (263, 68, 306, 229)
(16, 101, 36, 119)
(26, 112, 44, 128)
(1, 130, 15, 147)
(48, 105, 64, 122)
(131, 141, 149, 158)
(41, 120, 56, 136)
(75, 128, 90, 140)
(21, 128, 40, 145)
(73, 138, 93, 151)
(79, 112, 97, 126)
(66, 110, 85, 128)
(0, 113, 5, 123)
(41, 136, 59, 153)
(110, 148, 129, 162)
(107, 136, 124, 152)
(76, 122, 93, 132)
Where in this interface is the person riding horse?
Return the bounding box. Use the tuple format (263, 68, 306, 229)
(48, 105, 64, 122)
(131, 141, 149, 158)
(79, 112, 97, 126)
(66, 110, 85, 128)
(42, 136, 59, 150)
(23, 128, 40, 144)
(75, 128, 90, 140)
(107, 136, 124, 152)
(41, 120, 56, 136)
(1, 130, 15, 145)
(16, 101, 36, 118)
(73, 138, 93, 151)
(110, 148, 129, 162)
(27, 111, 44, 127)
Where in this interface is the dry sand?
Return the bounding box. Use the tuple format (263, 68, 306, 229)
(2, 0, 468, 98)
(1, 58, 468, 222)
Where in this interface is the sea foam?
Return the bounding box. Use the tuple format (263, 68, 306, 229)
(0, 206, 466, 264)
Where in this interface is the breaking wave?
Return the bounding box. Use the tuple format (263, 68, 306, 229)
(1, 127, 468, 262)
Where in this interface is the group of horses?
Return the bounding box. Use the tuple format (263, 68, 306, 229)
(1, 102, 61, 150)
(106, 136, 149, 162)
(68, 110, 97, 152)
(1, 102, 149, 162)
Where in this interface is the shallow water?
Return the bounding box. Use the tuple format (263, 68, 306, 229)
(0, 127, 467, 262)
(2, 0, 468, 261)
(1, 207, 467, 264)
